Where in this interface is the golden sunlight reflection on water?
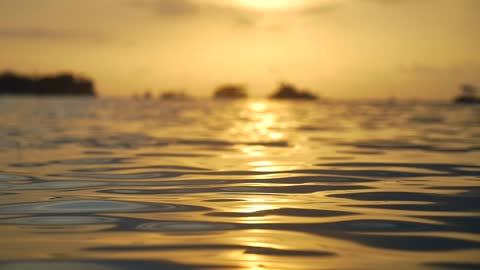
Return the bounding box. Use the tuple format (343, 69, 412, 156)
(233, 101, 285, 140)
(0, 98, 479, 269)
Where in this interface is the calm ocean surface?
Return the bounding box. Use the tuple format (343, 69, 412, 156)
(0, 97, 479, 270)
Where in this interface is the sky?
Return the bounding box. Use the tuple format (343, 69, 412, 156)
(0, 0, 479, 99)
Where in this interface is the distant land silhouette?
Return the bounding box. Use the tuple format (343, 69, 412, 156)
(213, 84, 248, 99)
(0, 72, 96, 96)
(270, 83, 318, 100)
(454, 84, 479, 104)
(160, 91, 191, 101)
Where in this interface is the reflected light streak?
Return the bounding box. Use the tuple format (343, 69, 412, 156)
(249, 102, 267, 112)
(236, 230, 285, 270)
(241, 254, 268, 270)
(242, 146, 266, 157)
(235, 101, 284, 145)
(237, 201, 275, 213)
(248, 160, 298, 172)
(253, 165, 297, 172)
(231, 198, 277, 224)
(239, 204, 274, 213)
(269, 132, 283, 139)
(248, 161, 274, 167)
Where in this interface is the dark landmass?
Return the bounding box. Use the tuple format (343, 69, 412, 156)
(160, 91, 192, 100)
(213, 84, 248, 99)
(0, 72, 96, 96)
(454, 84, 479, 104)
(270, 83, 318, 100)
(143, 91, 153, 100)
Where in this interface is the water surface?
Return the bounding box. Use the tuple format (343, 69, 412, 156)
(0, 98, 479, 269)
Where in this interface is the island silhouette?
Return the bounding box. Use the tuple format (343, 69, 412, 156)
(160, 91, 192, 100)
(270, 83, 318, 100)
(454, 84, 479, 104)
(213, 84, 248, 99)
(0, 72, 96, 96)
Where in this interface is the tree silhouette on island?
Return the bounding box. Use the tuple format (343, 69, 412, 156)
(213, 84, 248, 99)
(270, 83, 318, 100)
(454, 84, 479, 104)
(0, 72, 96, 96)
(160, 90, 192, 100)
(211, 82, 318, 100)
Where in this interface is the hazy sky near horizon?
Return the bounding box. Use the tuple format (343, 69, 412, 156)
(0, 0, 479, 99)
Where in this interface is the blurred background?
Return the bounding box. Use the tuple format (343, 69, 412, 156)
(1, 0, 479, 100)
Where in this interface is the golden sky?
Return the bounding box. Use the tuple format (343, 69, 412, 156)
(0, 0, 479, 99)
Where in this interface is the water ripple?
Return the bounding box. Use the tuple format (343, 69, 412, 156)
(1, 99, 479, 269)
(0, 200, 209, 214)
(0, 215, 117, 225)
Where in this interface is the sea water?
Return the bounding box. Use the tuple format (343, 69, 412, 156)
(0, 97, 479, 270)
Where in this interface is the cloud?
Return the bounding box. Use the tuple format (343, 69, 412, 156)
(128, 0, 349, 31)
(0, 29, 68, 39)
(365, 0, 416, 4)
(400, 62, 480, 74)
(298, 2, 343, 16)
(0, 28, 105, 42)
(362, 0, 440, 8)
(130, 0, 259, 27)
(130, 0, 198, 17)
